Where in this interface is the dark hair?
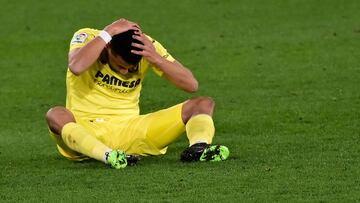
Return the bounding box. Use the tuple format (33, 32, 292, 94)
(109, 30, 143, 65)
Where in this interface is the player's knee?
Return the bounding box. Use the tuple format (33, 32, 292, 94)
(182, 96, 216, 123)
(203, 96, 215, 109)
(46, 106, 75, 135)
(190, 96, 215, 114)
(193, 96, 215, 112)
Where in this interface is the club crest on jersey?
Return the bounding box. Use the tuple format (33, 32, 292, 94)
(71, 32, 88, 44)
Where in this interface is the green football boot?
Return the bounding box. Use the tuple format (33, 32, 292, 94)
(105, 150, 128, 169)
(180, 143, 230, 162)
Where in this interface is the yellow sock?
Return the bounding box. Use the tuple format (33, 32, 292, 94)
(186, 114, 215, 146)
(61, 122, 112, 163)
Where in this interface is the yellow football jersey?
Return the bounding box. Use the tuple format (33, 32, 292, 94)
(66, 28, 175, 119)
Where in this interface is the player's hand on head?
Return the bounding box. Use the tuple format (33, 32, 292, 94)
(131, 32, 162, 65)
(104, 18, 141, 36)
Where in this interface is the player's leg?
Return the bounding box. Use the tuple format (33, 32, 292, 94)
(180, 96, 229, 162)
(46, 106, 127, 169)
(142, 96, 229, 161)
(111, 98, 215, 154)
(143, 103, 186, 151)
(181, 96, 216, 145)
(143, 97, 216, 150)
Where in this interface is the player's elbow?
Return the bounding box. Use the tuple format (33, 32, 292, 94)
(185, 80, 198, 93)
(68, 54, 88, 76)
(68, 61, 83, 76)
(68, 66, 81, 76)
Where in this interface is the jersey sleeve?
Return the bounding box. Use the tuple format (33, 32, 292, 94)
(69, 28, 98, 52)
(146, 36, 176, 77)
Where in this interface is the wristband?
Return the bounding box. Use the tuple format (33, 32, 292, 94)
(99, 30, 112, 44)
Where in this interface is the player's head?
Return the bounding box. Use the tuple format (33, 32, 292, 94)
(107, 30, 143, 70)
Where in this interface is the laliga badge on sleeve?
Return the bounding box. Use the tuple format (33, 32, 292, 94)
(71, 32, 88, 44)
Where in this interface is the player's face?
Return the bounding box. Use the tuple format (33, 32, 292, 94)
(107, 49, 135, 74)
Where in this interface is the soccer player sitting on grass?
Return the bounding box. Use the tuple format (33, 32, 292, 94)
(45, 18, 229, 169)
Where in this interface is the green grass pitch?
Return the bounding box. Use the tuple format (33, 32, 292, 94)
(1, 0, 360, 201)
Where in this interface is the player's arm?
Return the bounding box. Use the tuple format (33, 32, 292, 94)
(155, 59, 198, 93)
(68, 19, 140, 75)
(131, 32, 198, 93)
